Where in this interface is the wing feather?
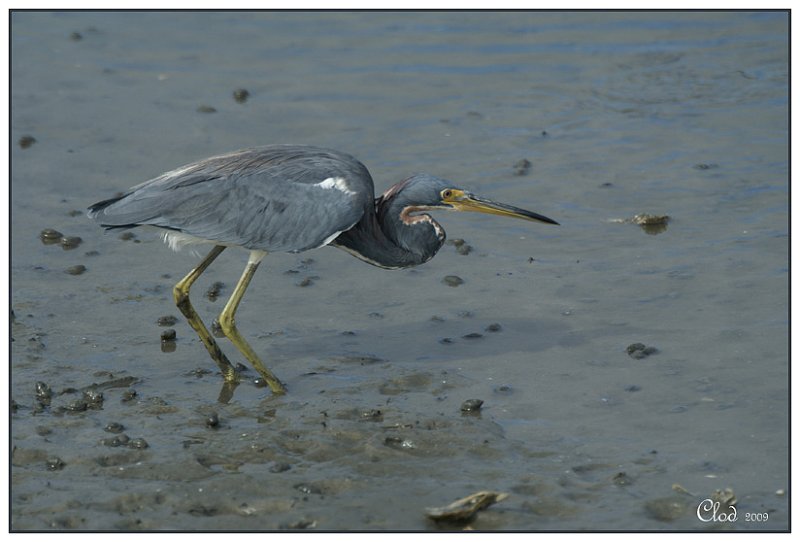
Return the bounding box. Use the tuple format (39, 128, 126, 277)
(88, 145, 373, 252)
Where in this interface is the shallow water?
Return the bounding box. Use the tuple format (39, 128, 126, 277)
(10, 11, 788, 531)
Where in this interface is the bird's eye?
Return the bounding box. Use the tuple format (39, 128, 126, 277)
(442, 189, 453, 199)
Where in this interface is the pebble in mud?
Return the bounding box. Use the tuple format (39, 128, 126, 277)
(60, 236, 82, 250)
(121, 389, 137, 403)
(462, 332, 483, 339)
(83, 390, 104, 409)
(104, 422, 125, 433)
(626, 343, 659, 359)
(101, 434, 130, 447)
(127, 438, 149, 449)
(485, 323, 502, 333)
(442, 275, 464, 287)
(46, 457, 66, 471)
(205, 281, 225, 301)
(360, 409, 383, 421)
(160, 329, 176, 342)
(39, 228, 63, 244)
(118, 231, 136, 241)
(297, 277, 314, 287)
(513, 158, 532, 176)
(643, 496, 689, 522)
(447, 238, 473, 255)
(64, 399, 88, 412)
(205, 412, 220, 428)
(460, 399, 484, 413)
(280, 519, 317, 530)
(232, 88, 250, 103)
(269, 462, 292, 473)
(197, 105, 217, 113)
(612, 214, 670, 235)
(35, 382, 53, 405)
(384, 436, 416, 450)
(65, 265, 86, 275)
(157, 315, 178, 327)
(612, 472, 634, 486)
(19, 135, 37, 149)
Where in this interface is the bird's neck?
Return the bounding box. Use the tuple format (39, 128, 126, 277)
(331, 199, 445, 269)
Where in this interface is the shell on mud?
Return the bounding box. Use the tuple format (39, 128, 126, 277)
(425, 490, 509, 522)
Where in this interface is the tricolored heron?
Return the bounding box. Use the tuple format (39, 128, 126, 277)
(88, 145, 558, 395)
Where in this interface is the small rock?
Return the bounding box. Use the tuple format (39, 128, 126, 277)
(232, 88, 250, 103)
(513, 159, 531, 176)
(644, 497, 688, 521)
(104, 422, 125, 434)
(65, 265, 86, 275)
(384, 436, 415, 450)
(64, 399, 88, 412)
(19, 135, 37, 149)
(626, 343, 658, 359)
(205, 281, 225, 301)
(612, 472, 634, 486)
(83, 389, 104, 409)
(205, 412, 220, 428)
(493, 385, 513, 395)
(101, 434, 130, 447)
(60, 236, 83, 250)
(157, 315, 178, 327)
(127, 438, 149, 449)
(35, 382, 52, 403)
(196, 105, 217, 113)
(160, 329, 176, 342)
(39, 228, 62, 243)
(442, 275, 464, 287)
(46, 457, 65, 471)
(460, 399, 484, 412)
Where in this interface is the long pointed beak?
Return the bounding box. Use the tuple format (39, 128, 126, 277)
(449, 193, 559, 225)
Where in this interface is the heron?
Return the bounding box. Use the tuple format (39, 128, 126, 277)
(88, 145, 558, 395)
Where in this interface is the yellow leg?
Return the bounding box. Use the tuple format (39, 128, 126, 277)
(218, 250, 287, 394)
(173, 245, 238, 382)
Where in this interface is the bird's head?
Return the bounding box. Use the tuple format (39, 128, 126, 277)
(379, 174, 559, 226)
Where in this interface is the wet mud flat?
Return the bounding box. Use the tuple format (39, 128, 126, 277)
(9, 241, 787, 530)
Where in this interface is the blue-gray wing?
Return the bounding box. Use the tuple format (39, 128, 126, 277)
(88, 145, 374, 253)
